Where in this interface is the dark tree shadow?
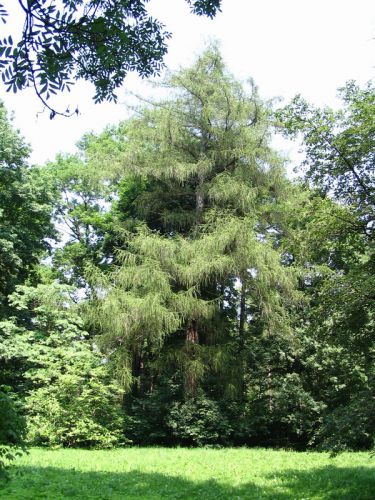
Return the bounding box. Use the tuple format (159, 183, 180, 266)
(274, 465, 375, 500)
(1, 464, 374, 499)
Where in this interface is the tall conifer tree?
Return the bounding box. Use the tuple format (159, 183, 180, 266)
(93, 46, 295, 401)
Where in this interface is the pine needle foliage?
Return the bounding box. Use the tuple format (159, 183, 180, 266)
(91, 45, 296, 397)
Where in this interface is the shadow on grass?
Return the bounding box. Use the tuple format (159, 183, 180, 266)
(1, 464, 374, 499)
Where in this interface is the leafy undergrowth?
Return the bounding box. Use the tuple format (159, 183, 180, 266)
(1, 448, 374, 499)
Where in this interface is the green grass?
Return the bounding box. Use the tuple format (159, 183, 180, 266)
(1, 448, 374, 499)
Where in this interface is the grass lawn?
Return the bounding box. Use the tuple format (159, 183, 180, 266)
(1, 447, 374, 499)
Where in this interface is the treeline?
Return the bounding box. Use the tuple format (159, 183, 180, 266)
(1, 47, 374, 465)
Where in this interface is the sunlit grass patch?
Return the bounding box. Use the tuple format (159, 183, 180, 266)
(1, 447, 374, 499)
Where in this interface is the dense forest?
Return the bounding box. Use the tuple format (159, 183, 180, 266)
(1, 47, 374, 471)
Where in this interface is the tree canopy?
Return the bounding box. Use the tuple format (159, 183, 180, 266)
(0, 47, 374, 462)
(0, 103, 55, 315)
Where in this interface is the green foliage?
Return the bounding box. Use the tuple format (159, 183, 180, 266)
(123, 378, 179, 445)
(277, 81, 375, 228)
(0, 283, 124, 449)
(166, 396, 232, 446)
(1, 51, 374, 455)
(45, 152, 115, 288)
(315, 388, 375, 453)
(91, 46, 296, 407)
(276, 82, 375, 452)
(0, 104, 54, 475)
(125, 389, 232, 447)
(0, 389, 25, 479)
(240, 372, 323, 447)
(0, 1, 221, 114)
(0, 103, 54, 314)
(26, 373, 124, 449)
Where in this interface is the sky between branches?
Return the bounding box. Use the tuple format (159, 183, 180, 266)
(0, 0, 374, 166)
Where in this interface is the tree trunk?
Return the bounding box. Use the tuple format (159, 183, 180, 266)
(239, 277, 246, 350)
(131, 350, 144, 397)
(267, 366, 273, 413)
(184, 319, 199, 395)
(195, 173, 205, 225)
(186, 319, 199, 344)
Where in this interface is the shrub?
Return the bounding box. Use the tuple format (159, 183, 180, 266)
(0, 389, 26, 479)
(166, 395, 232, 446)
(26, 368, 124, 448)
(314, 388, 375, 453)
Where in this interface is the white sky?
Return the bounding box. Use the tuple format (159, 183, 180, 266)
(0, 0, 374, 165)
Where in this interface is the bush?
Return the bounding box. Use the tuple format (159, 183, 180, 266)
(26, 369, 124, 448)
(1, 284, 125, 449)
(314, 388, 375, 453)
(0, 389, 26, 479)
(124, 378, 181, 445)
(233, 373, 324, 447)
(166, 395, 232, 446)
